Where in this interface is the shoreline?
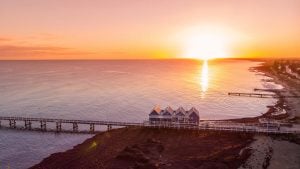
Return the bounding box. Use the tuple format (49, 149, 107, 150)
(29, 60, 299, 169)
(240, 60, 300, 169)
(219, 62, 289, 124)
(29, 60, 300, 169)
(254, 61, 300, 122)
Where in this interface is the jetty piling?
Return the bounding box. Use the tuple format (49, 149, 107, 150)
(9, 120, 16, 128)
(90, 124, 95, 133)
(56, 122, 62, 132)
(25, 120, 32, 130)
(107, 124, 112, 131)
(40, 121, 46, 131)
(73, 123, 78, 132)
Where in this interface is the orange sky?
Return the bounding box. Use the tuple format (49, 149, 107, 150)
(0, 0, 300, 60)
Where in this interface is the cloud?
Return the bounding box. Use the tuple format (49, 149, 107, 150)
(0, 34, 98, 59)
(0, 45, 69, 57)
(0, 45, 68, 51)
(0, 37, 11, 41)
(0, 45, 95, 59)
(26, 33, 61, 41)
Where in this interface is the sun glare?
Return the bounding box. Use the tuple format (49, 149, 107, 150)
(181, 27, 231, 60)
(200, 60, 209, 93)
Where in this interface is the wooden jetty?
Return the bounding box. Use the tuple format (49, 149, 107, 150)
(228, 92, 300, 98)
(0, 116, 299, 135)
(0, 116, 142, 133)
(228, 92, 277, 98)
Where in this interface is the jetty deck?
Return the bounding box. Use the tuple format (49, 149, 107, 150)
(0, 116, 142, 133)
(1, 116, 299, 135)
(228, 92, 300, 98)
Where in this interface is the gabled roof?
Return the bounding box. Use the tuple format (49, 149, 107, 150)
(176, 107, 185, 116)
(149, 106, 161, 116)
(188, 107, 200, 117)
(163, 106, 173, 115)
(188, 107, 199, 114)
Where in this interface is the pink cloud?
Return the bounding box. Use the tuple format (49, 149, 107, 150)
(0, 37, 11, 41)
(0, 45, 94, 59)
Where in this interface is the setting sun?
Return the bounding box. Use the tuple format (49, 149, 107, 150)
(182, 27, 231, 60)
(1, 1, 300, 168)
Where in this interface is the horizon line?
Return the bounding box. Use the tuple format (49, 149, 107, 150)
(0, 57, 298, 61)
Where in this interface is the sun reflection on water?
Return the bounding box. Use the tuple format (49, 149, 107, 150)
(200, 60, 209, 97)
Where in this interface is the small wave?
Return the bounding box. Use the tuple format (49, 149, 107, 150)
(22, 71, 58, 75)
(0, 68, 13, 73)
(102, 70, 129, 74)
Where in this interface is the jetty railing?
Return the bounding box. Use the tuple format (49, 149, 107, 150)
(0, 116, 299, 134)
(0, 116, 142, 133)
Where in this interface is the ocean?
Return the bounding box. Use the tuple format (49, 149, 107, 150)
(0, 59, 281, 168)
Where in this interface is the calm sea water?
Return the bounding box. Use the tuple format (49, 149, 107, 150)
(0, 59, 281, 168)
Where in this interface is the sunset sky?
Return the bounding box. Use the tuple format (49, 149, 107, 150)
(1, 0, 300, 60)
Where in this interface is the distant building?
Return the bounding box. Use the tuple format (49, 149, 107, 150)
(273, 60, 300, 79)
(285, 65, 300, 79)
(149, 106, 200, 124)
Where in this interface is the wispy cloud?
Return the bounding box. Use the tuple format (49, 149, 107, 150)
(0, 37, 11, 41)
(0, 45, 95, 59)
(0, 45, 68, 51)
(26, 33, 62, 41)
(0, 34, 98, 59)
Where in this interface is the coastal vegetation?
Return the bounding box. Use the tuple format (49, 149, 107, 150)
(31, 127, 253, 169)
